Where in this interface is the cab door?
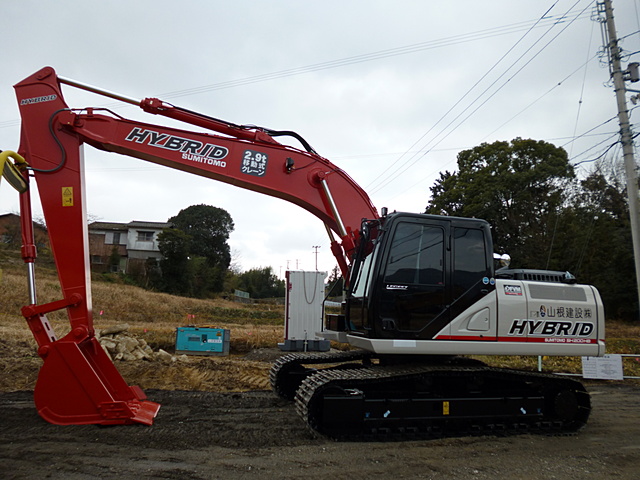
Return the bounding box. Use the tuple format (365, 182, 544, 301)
(374, 219, 449, 339)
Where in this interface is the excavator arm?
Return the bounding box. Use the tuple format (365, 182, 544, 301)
(11, 66, 378, 426)
(17, 67, 378, 270)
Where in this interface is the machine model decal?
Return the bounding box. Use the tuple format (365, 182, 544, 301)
(504, 285, 522, 295)
(241, 149, 268, 177)
(20, 94, 57, 105)
(386, 284, 409, 290)
(125, 127, 228, 166)
(508, 319, 594, 337)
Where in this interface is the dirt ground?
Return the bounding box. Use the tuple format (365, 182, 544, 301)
(0, 352, 639, 480)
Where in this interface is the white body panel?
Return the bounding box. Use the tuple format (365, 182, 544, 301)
(323, 279, 605, 357)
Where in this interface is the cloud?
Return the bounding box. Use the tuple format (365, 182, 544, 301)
(1, 0, 638, 277)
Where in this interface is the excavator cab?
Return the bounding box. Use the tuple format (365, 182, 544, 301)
(346, 212, 494, 341)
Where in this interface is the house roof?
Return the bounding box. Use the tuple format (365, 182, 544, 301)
(128, 221, 172, 229)
(89, 221, 128, 231)
(88, 221, 172, 231)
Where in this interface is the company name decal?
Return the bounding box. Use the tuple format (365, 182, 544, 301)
(535, 305, 592, 319)
(508, 319, 594, 338)
(125, 127, 228, 166)
(20, 94, 57, 105)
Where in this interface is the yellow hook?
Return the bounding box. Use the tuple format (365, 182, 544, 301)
(0, 150, 28, 193)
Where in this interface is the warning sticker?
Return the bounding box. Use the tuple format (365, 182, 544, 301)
(62, 187, 73, 206)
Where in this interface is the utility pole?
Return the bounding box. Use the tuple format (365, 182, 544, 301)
(600, 0, 640, 315)
(312, 245, 321, 270)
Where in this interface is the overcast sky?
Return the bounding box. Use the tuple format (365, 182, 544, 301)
(2, 1, 639, 279)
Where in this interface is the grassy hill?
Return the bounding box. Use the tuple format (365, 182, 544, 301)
(0, 246, 289, 392)
(1, 245, 639, 393)
(0, 246, 285, 353)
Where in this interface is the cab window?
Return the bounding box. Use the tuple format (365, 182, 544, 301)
(453, 228, 487, 297)
(384, 223, 444, 285)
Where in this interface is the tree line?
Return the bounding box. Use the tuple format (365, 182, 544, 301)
(150, 204, 284, 299)
(426, 138, 637, 321)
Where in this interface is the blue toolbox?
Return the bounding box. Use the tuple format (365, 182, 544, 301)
(175, 326, 230, 356)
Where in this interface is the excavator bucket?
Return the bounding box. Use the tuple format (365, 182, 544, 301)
(33, 332, 160, 425)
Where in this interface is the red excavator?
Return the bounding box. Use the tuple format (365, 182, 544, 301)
(2, 67, 604, 439)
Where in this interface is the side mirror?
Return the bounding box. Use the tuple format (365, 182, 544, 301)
(493, 253, 511, 268)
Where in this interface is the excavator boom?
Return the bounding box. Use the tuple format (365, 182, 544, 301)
(12, 66, 378, 426)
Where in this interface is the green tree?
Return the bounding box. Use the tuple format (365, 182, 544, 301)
(108, 246, 121, 272)
(238, 267, 285, 299)
(169, 204, 235, 293)
(325, 266, 344, 299)
(426, 138, 575, 268)
(190, 256, 227, 298)
(428, 141, 638, 320)
(564, 164, 637, 319)
(170, 204, 234, 265)
(157, 227, 193, 295)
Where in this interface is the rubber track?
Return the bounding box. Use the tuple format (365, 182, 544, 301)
(295, 364, 591, 441)
(270, 350, 371, 400)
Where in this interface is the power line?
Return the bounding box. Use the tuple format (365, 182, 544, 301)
(144, 10, 593, 101)
(0, 9, 592, 130)
(380, 120, 619, 207)
(364, 1, 563, 193)
(561, 112, 620, 151)
(568, 16, 597, 159)
(368, 0, 591, 196)
(369, 0, 590, 195)
(571, 132, 620, 166)
(480, 52, 599, 143)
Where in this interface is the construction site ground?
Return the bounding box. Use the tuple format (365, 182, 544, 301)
(1, 348, 639, 480)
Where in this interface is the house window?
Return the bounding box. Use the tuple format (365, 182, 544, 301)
(91, 255, 103, 264)
(113, 232, 121, 245)
(137, 231, 154, 242)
